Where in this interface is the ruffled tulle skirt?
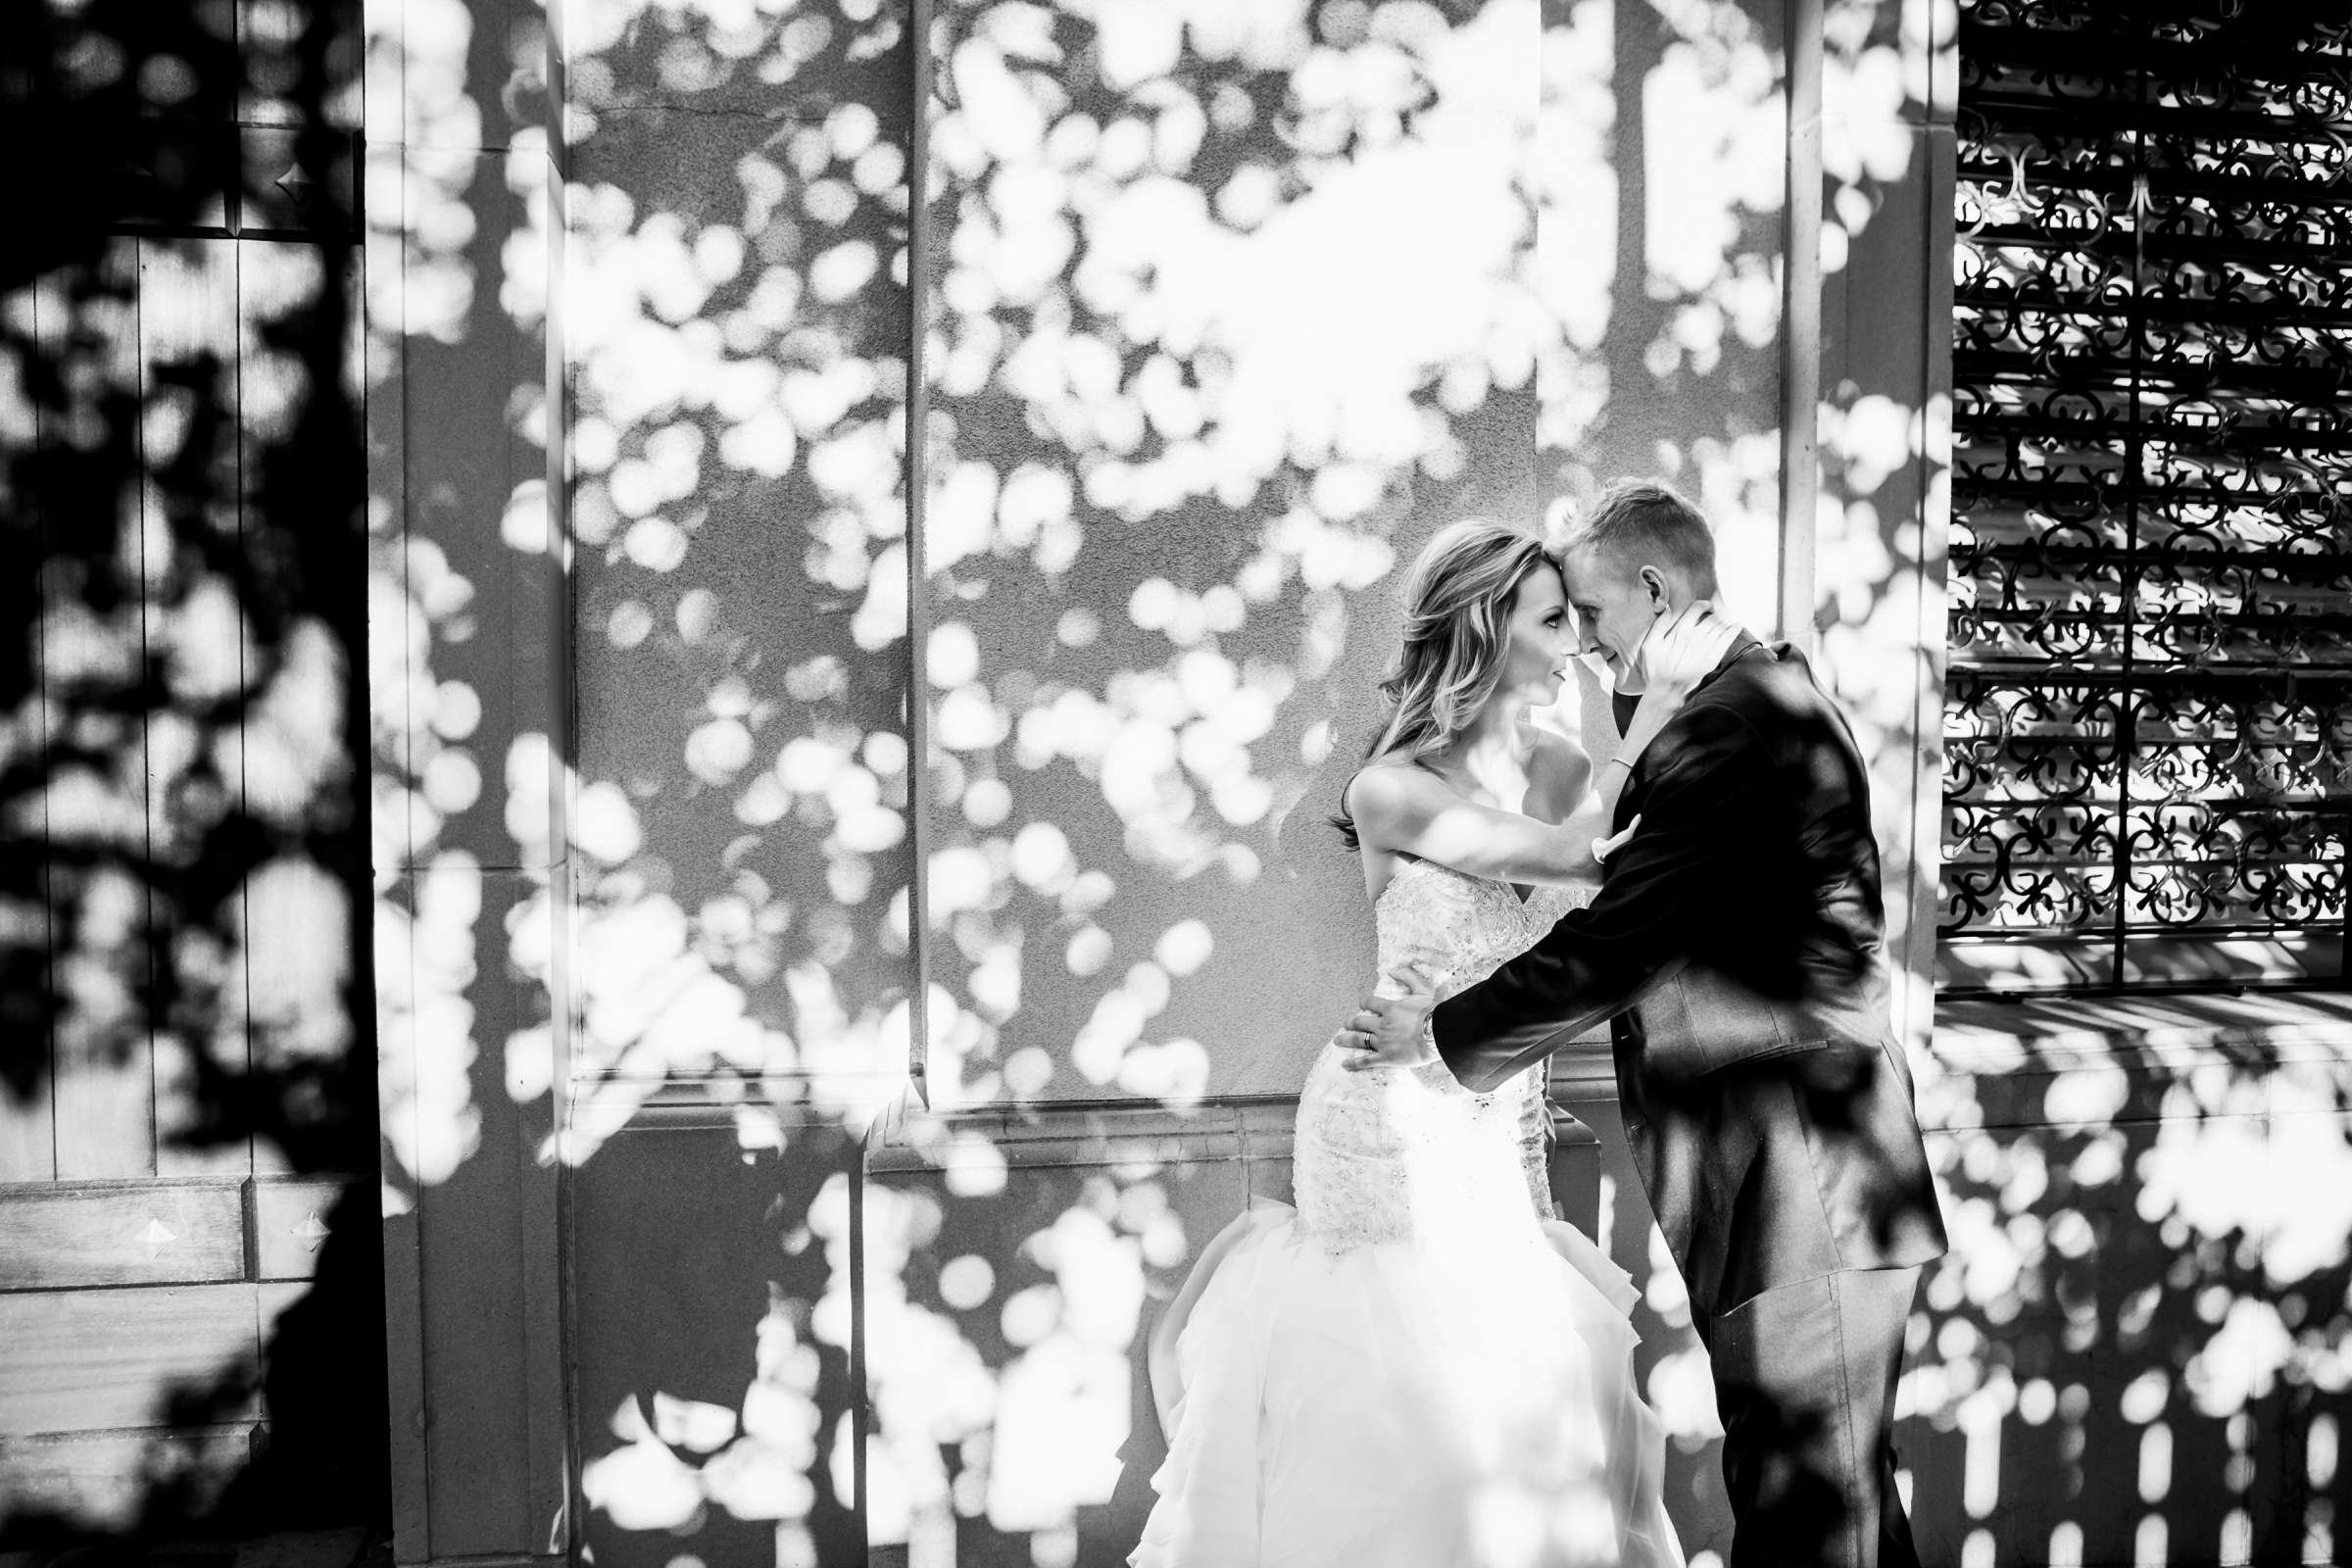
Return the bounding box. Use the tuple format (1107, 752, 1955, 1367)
(1132, 1202, 1683, 1568)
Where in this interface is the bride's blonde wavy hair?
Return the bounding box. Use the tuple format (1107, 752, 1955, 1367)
(1332, 517, 1559, 848)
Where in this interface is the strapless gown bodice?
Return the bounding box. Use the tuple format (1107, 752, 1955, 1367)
(1293, 858, 1592, 1251)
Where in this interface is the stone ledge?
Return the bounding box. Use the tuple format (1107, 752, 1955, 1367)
(865, 1096, 1298, 1173)
(863, 1093, 1598, 1174)
(771, 992, 2352, 1165)
(1931, 988, 2352, 1067)
(1922, 988, 2352, 1132)
(1547, 992, 2352, 1125)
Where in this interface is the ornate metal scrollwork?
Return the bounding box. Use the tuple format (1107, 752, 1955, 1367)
(1943, 0, 2351, 991)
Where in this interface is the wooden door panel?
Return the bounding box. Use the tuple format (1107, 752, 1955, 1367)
(233, 240, 364, 1183)
(251, 1176, 352, 1282)
(0, 1094, 55, 1186)
(0, 1177, 360, 1295)
(138, 234, 253, 1185)
(0, 1283, 263, 1435)
(5, 133, 372, 1531)
(0, 1423, 256, 1531)
(0, 255, 58, 1186)
(0, 1180, 245, 1291)
(35, 241, 160, 1186)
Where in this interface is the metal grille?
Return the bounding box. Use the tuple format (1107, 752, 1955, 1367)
(1942, 1, 2352, 993)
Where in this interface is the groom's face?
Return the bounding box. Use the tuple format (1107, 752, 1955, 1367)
(1560, 546, 1668, 690)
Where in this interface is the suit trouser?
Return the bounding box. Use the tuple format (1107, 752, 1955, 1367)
(1701, 1264, 1924, 1568)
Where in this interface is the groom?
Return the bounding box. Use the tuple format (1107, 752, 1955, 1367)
(1339, 481, 1948, 1568)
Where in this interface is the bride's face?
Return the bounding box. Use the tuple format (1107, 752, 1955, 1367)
(1494, 566, 1577, 709)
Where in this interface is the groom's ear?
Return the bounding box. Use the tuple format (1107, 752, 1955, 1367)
(1639, 564, 1671, 610)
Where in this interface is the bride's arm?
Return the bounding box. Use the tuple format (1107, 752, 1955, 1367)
(1347, 764, 1610, 886)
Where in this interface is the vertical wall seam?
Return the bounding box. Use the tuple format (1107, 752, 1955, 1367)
(233, 237, 255, 1183)
(134, 245, 162, 1175)
(360, 63, 436, 1555)
(1780, 0, 1824, 654)
(536, 61, 580, 1545)
(1911, 0, 1960, 1040)
(33, 277, 59, 1182)
(1911, 123, 1957, 1053)
(905, 0, 934, 1111)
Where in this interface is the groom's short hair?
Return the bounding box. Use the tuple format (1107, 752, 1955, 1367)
(1562, 480, 1720, 598)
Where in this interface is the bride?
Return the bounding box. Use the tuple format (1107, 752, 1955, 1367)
(1131, 518, 1734, 1568)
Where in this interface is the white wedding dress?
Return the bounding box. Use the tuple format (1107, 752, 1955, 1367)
(1132, 858, 1684, 1568)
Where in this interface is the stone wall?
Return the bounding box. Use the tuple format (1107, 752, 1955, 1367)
(359, 1, 2352, 1566)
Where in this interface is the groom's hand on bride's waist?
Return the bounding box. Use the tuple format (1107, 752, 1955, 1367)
(1334, 960, 1441, 1071)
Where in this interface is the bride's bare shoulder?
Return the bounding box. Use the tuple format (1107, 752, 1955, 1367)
(1343, 756, 1452, 841)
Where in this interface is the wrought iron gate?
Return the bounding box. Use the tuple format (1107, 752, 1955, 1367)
(1942, 1, 2352, 993)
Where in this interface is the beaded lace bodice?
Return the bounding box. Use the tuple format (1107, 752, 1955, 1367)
(1293, 858, 1594, 1252)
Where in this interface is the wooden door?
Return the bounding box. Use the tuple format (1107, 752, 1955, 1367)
(0, 89, 375, 1537)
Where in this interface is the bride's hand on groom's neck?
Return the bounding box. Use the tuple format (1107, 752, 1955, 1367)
(1617, 604, 1740, 765)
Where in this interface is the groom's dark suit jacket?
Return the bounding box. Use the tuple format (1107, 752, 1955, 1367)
(1432, 639, 1946, 1323)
